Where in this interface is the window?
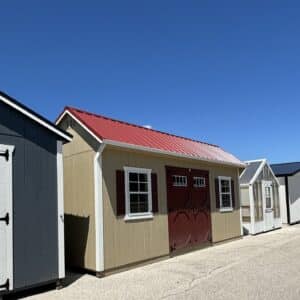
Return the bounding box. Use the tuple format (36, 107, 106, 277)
(265, 186, 272, 209)
(124, 167, 153, 220)
(172, 175, 187, 187)
(193, 177, 206, 188)
(218, 176, 233, 211)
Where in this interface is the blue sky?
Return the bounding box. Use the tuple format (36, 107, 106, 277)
(1, 1, 300, 163)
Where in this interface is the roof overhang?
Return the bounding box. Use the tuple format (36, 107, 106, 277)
(0, 91, 72, 142)
(104, 139, 245, 168)
(56, 109, 103, 144)
(245, 159, 280, 186)
(57, 108, 245, 168)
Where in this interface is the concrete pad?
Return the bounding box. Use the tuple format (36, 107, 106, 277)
(25, 225, 300, 300)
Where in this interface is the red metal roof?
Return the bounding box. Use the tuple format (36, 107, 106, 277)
(60, 107, 243, 166)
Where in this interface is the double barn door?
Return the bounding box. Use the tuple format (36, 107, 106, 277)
(166, 166, 212, 252)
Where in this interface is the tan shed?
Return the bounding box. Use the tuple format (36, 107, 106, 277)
(56, 106, 245, 275)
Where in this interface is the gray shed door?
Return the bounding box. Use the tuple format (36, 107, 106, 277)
(0, 145, 14, 292)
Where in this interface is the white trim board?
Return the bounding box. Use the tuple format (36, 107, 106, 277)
(56, 110, 102, 144)
(56, 141, 65, 279)
(94, 144, 105, 273)
(0, 94, 72, 142)
(0, 144, 15, 291)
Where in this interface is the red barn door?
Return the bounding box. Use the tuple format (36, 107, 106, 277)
(166, 166, 211, 252)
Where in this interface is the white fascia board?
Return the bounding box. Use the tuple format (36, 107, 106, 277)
(56, 110, 103, 144)
(245, 158, 267, 163)
(56, 141, 65, 279)
(0, 95, 72, 142)
(249, 159, 267, 185)
(94, 143, 105, 273)
(104, 139, 246, 168)
(267, 163, 281, 186)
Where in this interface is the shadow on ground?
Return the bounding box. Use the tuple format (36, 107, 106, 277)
(3, 271, 84, 300)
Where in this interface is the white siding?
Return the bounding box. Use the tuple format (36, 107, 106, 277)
(278, 177, 288, 224)
(288, 172, 300, 224)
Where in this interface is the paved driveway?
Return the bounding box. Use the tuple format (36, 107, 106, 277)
(26, 225, 300, 300)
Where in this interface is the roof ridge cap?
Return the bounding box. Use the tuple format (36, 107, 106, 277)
(66, 106, 220, 148)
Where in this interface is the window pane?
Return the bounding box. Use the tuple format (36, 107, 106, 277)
(129, 182, 138, 192)
(139, 182, 148, 192)
(139, 173, 148, 182)
(129, 193, 149, 213)
(172, 175, 187, 187)
(221, 180, 230, 193)
(193, 177, 205, 188)
(129, 172, 138, 182)
(221, 194, 231, 208)
(266, 197, 272, 209)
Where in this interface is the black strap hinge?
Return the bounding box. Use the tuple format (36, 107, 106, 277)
(0, 150, 9, 161)
(0, 213, 9, 225)
(0, 279, 9, 290)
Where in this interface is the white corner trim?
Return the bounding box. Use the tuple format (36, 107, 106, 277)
(56, 110, 102, 144)
(0, 144, 15, 291)
(94, 143, 106, 273)
(237, 169, 243, 236)
(249, 185, 255, 234)
(57, 141, 65, 279)
(0, 95, 72, 142)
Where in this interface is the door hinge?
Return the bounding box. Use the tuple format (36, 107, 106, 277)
(0, 150, 9, 161)
(0, 213, 9, 225)
(0, 279, 9, 291)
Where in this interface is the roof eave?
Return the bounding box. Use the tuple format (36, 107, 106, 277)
(104, 139, 246, 168)
(0, 91, 72, 142)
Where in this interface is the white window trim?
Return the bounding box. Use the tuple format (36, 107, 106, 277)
(124, 166, 153, 221)
(193, 176, 206, 188)
(218, 176, 233, 212)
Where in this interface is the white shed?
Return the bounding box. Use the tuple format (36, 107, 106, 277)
(271, 162, 300, 225)
(240, 159, 281, 235)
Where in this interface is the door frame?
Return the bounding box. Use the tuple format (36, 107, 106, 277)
(262, 180, 274, 232)
(0, 144, 14, 292)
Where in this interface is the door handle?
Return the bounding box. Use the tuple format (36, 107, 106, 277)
(0, 213, 9, 225)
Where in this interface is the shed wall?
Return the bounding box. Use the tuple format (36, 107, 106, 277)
(0, 101, 59, 289)
(62, 125, 97, 271)
(102, 146, 241, 271)
(288, 172, 300, 224)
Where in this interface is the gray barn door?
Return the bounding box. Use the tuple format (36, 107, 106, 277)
(0, 145, 14, 292)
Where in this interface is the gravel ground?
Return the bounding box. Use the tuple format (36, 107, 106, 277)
(24, 225, 300, 300)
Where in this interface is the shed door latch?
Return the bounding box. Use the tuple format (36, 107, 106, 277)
(0, 279, 9, 290)
(0, 213, 9, 225)
(0, 150, 9, 161)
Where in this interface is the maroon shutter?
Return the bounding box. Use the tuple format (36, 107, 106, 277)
(215, 178, 220, 209)
(231, 179, 235, 209)
(116, 170, 125, 216)
(151, 173, 159, 213)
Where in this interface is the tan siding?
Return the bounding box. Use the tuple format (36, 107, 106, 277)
(102, 146, 242, 270)
(63, 126, 96, 271)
